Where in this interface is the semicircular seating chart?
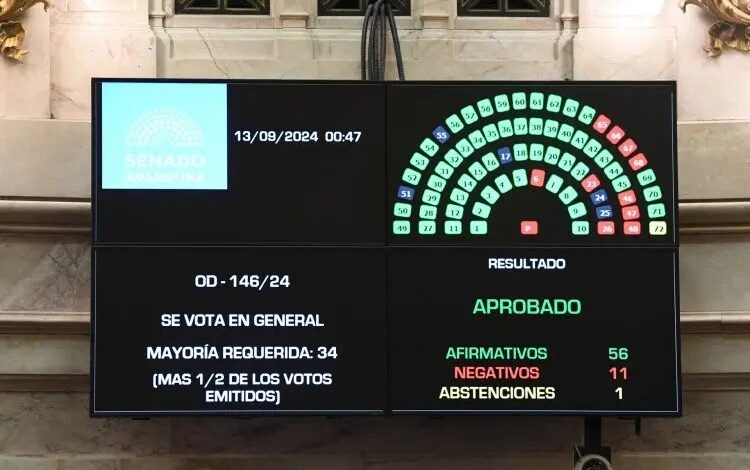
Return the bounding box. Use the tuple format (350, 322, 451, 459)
(391, 91, 670, 240)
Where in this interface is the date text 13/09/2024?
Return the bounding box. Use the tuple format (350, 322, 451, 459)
(233, 130, 363, 144)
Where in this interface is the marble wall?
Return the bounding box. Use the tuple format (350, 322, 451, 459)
(0, 391, 747, 468)
(1, 0, 748, 122)
(0, 237, 89, 313)
(0, 0, 749, 468)
(575, 0, 750, 122)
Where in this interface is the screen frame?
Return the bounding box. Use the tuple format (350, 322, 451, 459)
(90, 78, 681, 418)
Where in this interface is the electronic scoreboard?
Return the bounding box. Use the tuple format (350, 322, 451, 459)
(91, 80, 680, 416)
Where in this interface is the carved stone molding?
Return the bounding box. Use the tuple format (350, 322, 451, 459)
(681, 311, 750, 333)
(0, 0, 50, 61)
(0, 373, 88, 392)
(0, 311, 89, 335)
(680, 200, 750, 234)
(683, 372, 750, 390)
(680, 0, 750, 56)
(1, 372, 746, 392)
(1, 310, 747, 335)
(2, 199, 748, 235)
(0, 199, 89, 234)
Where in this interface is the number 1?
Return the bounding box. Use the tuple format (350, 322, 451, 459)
(615, 387, 623, 400)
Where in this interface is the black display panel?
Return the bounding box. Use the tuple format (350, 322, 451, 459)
(92, 79, 679, 417)
(94, 82, 385, 244)
(388, 248, 679, 414)
(386, 83, 676, 246)
(93, 247, 385, 414)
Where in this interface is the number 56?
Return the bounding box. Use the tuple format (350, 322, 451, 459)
(608, 347, 629, 360)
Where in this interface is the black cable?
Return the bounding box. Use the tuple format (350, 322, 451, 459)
(368, 0, 381, 80)
(371, 0, 380, 79)
(361, 3, 374, 81)
(360, 0, 404, 81)
(385, 3, 404, 80)
(379, 0, 388, 80)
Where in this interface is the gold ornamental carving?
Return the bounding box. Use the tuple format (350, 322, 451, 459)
(680, 0, 750, 56)
(0, 0, 50, 62)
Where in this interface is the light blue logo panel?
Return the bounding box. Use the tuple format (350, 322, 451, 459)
(101, 82, 228, 190)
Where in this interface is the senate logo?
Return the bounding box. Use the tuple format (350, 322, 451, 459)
(126, 107, 205, 149)
(101, 82, 227, 190)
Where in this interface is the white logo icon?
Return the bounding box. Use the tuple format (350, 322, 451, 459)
(126, 108, 204, 148)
